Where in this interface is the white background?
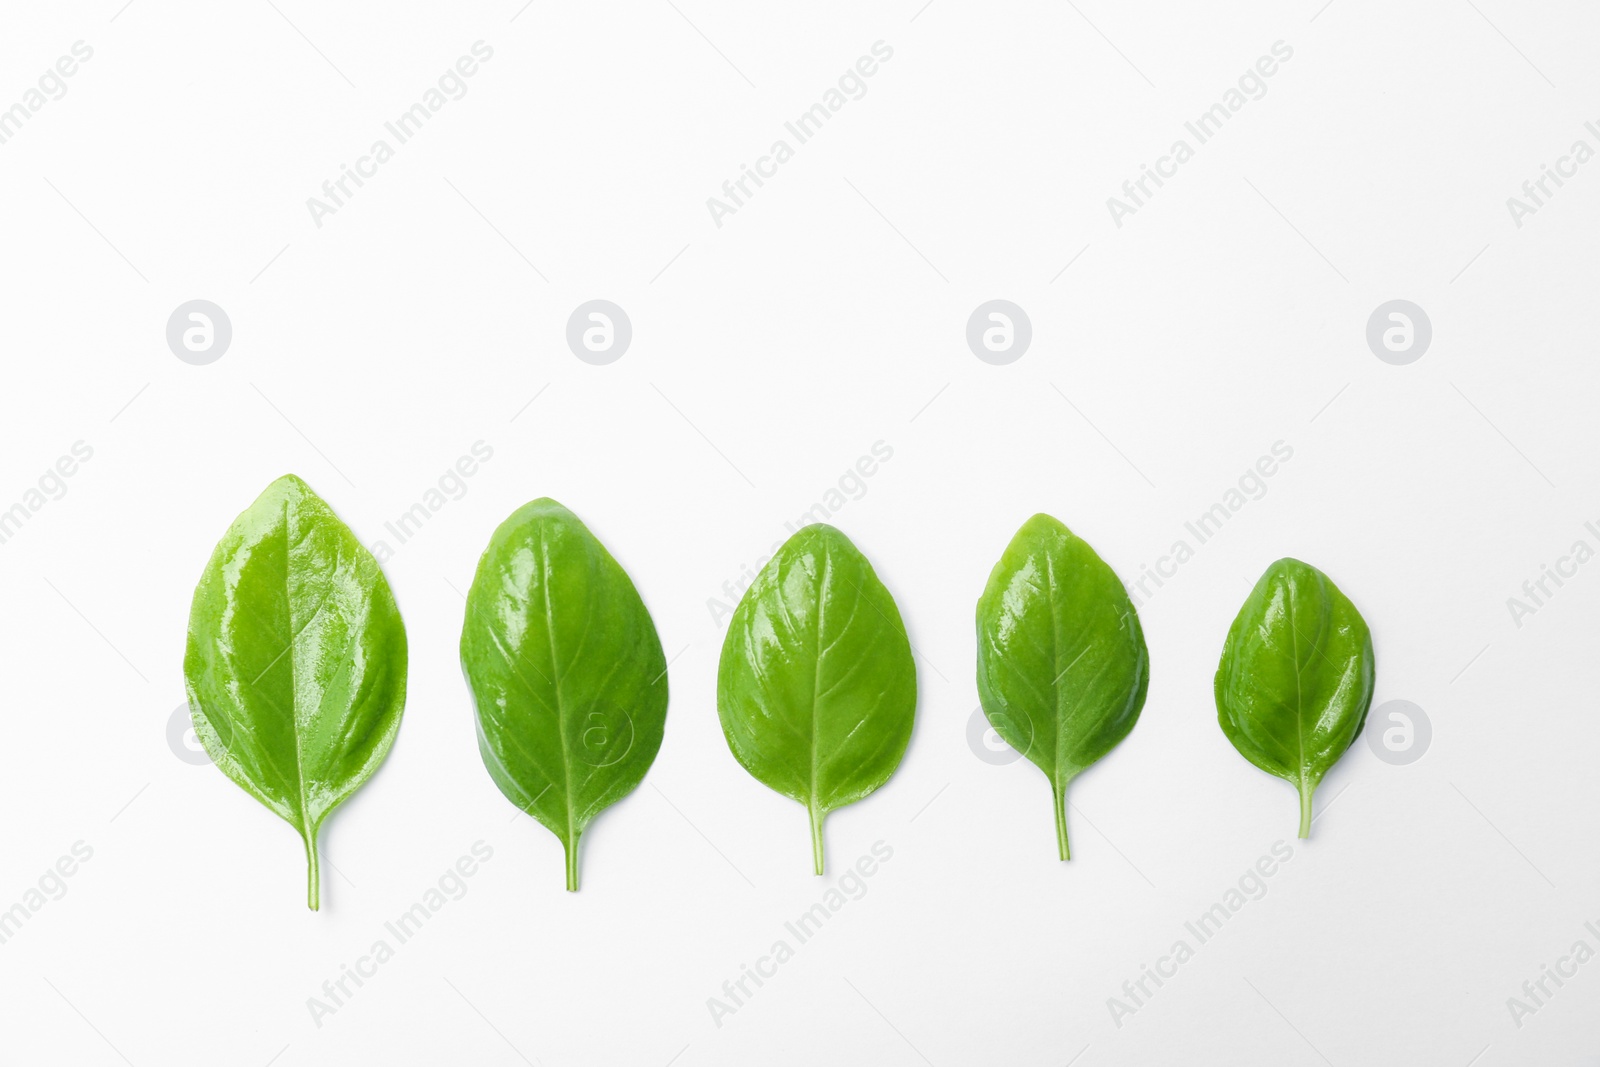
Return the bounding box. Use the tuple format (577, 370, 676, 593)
(0, 0, 1596, 1064)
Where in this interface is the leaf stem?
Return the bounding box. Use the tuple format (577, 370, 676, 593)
(1053, 780, 1070, 861)
(304, 834, 321, 911)
(564, 832, 581, 892)
(1298, 780, 1314, 840)
(809, 803, 825, 875)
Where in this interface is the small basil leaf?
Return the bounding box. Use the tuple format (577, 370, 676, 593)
(184, 474, 408, 911)
(459, 498, 667, 891)
(717, 524, 916, 875)
(975, 514, 1149, 861)
(1214, 557, 1374, 838)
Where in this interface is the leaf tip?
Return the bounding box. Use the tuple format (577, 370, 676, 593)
(267, 472, 314, 497)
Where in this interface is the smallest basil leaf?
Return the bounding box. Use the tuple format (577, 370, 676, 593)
(1214, 557, 1375, 838)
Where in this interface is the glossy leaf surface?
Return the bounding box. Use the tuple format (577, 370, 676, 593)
(460, 498, 667, 891)
(717, 524, 916, 874)
(185, 474, 408, 910)
(1215, 557, 1374, 838)
(975, 514, 1148, 860)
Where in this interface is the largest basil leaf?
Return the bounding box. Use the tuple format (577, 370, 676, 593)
(460, 498, 667, 891)
(718, 524, 916, 875)
(1215, 557, 1374, 838)
(975, 514, 1148, 861)
(184, 474, 407, 910)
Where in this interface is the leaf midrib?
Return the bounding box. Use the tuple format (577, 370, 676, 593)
(1288, 579, 1307, 788)
(1046, 549, 1067, 784)
(539, 529, 577, 844)
(808, 546, 832, 813)
(283, 497, 313, 843)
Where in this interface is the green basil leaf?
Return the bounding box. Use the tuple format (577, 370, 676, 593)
(717, 524, 917, 875)
(184, 474, 408, 911)
(975, 514, 1149, 861)
(1214, 557, 1374, 838)
(459, 498, 668, 891)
